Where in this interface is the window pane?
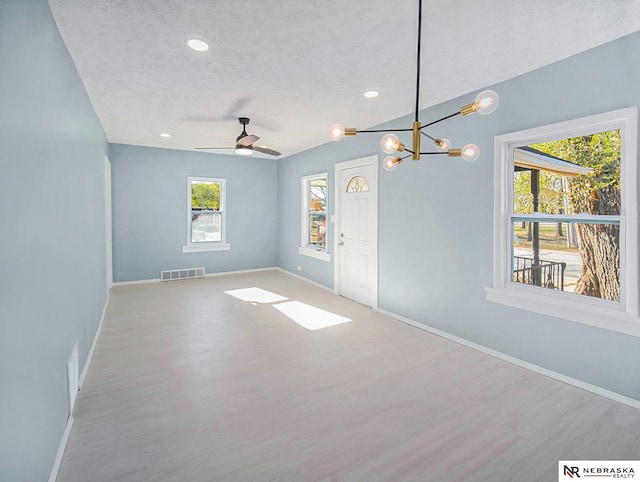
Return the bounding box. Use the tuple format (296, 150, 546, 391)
(191, 211, 221, 243)
(512, 221, 619, 301)
(309, 179, 327, 212)
(513, 131, 621, 216)
(513, 168, 573, 215)
(308, 213, 326, 247)
(191, 181, 220, 211)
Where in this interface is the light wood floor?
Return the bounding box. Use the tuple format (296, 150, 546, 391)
(57, 270, 640, 481)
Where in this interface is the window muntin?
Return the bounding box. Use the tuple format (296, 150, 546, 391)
(187, 177, 226, 246)
(488, 108, 639, 336)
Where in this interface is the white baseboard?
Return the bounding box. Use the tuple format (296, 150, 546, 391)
(204, 267, 276, 278)
(79, 291, 109, 387)
(274, 267, 333, 293)
(50, 290, 109, 481)
(378, 308, 640, 411)
(48, 414, 73, 482)
(113, 277, 160, 286)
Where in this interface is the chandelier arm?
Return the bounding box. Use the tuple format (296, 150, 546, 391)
(420, 131, 437, 141)
(414, 0, 422, 122)
(419, 151, 448, 155)
(356, 128, 413, 133)
(420, 111, 461, 129)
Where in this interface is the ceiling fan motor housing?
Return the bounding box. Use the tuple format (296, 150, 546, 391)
(236, 117, 250, 142)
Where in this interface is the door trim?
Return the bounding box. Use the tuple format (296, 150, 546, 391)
(105, 155, 113, 290)
(334, 155, 379, 309)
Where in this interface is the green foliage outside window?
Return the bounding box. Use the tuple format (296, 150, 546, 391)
(519, 130, 621, 301)
(191, 181, 220, 210)
(531, 131, 620, 216)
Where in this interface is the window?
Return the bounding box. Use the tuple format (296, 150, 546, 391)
(182, 177, 230, 253)
(299, 173, 330, 261)
(487, 108, 639, 336)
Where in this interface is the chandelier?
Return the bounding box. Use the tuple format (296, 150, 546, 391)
(329, 0, 499, 171)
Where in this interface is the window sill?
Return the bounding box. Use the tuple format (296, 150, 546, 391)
(485, 286, 640, 337)
(182, 243, 231, 253)
(299, 246, 330, 262)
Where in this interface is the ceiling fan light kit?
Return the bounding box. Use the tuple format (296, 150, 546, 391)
(235, 145, 253, 156)
(329, 0, 499, 171)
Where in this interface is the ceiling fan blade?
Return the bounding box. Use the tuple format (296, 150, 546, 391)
(253, 145, 282, 157)
(236, 134, 259, 147)
(224, 96, 251, 119)
(194, 147, 235, 150)
(182, 115, 221, 123)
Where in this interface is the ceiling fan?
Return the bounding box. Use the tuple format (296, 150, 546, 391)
(195, 117, 281, 157)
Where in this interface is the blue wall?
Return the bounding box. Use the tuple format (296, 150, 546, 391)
(0, 0, 109, 479)
(109, 144, 278, 282)
(277, 32, 640, 401)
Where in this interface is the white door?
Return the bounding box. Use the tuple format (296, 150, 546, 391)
(335, 157, 378, 307)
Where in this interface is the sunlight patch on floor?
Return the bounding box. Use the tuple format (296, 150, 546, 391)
(273, 301, 351, 330)
(225, 287, 289, 304)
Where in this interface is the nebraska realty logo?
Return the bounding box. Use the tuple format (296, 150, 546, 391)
(559, 461, 640, 479)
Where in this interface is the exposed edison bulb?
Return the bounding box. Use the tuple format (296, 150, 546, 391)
(383, 156, 401, 171)
(474, 90, 499, 115)
(329, 124, 345, 141)
(380, 133, 400, 154)
(461, 144, 480, 162)
(434, 138, 451, 152)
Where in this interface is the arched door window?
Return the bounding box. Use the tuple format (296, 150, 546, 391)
(346, 175, 368, 192)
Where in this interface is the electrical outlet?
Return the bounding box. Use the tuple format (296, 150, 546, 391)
(297, 266, 302, 272)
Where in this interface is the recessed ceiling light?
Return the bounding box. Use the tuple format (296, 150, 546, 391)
(186, 38, 209, 52)
(160, 133, 171, 138)
(364, 90, 379, 98)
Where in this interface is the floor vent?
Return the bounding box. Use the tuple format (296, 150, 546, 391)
(160, 267, 205, 281)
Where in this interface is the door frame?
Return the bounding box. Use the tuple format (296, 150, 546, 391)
(105, 155, 113, 290)
(334, 155, 379, 309)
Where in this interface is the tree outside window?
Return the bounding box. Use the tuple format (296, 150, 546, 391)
(527, 131, 620, 301)
(489, 108, 638, 334)
(301, 174, 328, 250)
(187, 177, 226, 245)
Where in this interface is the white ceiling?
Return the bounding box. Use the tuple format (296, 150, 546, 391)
(47, 0, 640, 159)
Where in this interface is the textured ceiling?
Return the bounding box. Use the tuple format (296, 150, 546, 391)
(47, 0, 640, 159)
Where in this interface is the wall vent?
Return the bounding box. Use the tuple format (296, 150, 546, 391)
(160, 267, 205, 281)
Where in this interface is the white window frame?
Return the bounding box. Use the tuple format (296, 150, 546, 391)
(486, 107, 640, 337)
(299, 173, 330, 262)
(182, 176, 230, 253)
